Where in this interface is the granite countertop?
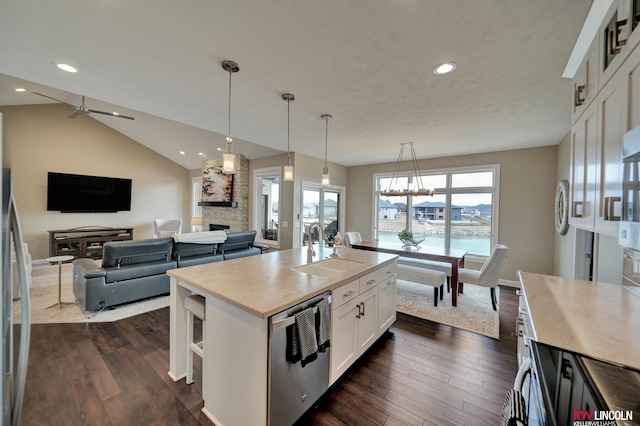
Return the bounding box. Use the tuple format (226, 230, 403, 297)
(167, 246, 398, 318)
(518, 271, 640, 372)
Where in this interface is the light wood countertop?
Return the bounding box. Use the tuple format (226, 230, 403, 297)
(167, 246, 398, 318)
(518, 271, 640, 371)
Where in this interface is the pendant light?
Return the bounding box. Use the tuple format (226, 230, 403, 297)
(282, 93, 295, 181)
(221, 60, 239, 174)
(321, 114, 332, 186)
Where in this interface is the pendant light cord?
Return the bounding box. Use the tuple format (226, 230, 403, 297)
(287, 98, 291, 162)
(227, 69, 232, 149)
(324, 117, 328, 168)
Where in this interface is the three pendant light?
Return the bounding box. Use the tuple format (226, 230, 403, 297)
(219, 59, 332, 184)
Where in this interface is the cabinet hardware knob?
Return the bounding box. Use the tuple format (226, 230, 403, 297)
(367, 279, 376, 285)
(608, 19, 628, 55)
(360, 301, 365, 316)
(343, 290, 354, 297)
(572, 201, 583, 218)
(610, 196, 621, 221)
(574, 84, 586, 106)
(356, 303, 361, 319)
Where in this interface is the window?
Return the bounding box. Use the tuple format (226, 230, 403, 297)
(374, 165, 499, 256)
(253, 167, 281, 246)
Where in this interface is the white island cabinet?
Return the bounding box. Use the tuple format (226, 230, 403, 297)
(167, 247, 397, 426)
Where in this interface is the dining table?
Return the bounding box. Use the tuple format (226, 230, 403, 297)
(350, 239, 468, 306)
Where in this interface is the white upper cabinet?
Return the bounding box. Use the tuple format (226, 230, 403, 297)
(599, 0, 638, 89)
(620, 41, 640, 133)
(572, 34, 600, 125)
(594, 73, 623, 236)
(570, 101, 598, 230)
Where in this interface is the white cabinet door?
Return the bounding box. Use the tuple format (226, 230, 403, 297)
(570, 101, 598, 230)
(329, 297, 359, 384)
(572, 33, 599, 124)
(599, 0, 634, 90)
(595, 73, 623, 236)
(620, 39, 640, 132)
(356, 286, 378, 356)
(377, 276, 396, 334)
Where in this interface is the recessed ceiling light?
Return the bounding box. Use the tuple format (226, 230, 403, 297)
(216, 147, 223, 152)
(179, 151, 185, 155)
(198, 152, 204, 156)
(14, 88, 26, 92)
(56, 63, 78, 73)
(433, 62, 457, 75)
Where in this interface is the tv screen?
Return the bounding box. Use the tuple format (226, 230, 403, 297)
(47, 172, 132, 212)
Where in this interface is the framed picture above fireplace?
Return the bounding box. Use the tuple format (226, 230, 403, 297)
(202, 163, 233, 202)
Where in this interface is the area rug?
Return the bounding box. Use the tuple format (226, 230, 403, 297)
(13, 263, 169, 324)
(396, 279, 500, 339)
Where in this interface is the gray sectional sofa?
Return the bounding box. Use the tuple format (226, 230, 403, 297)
(72, 230, 268, 311)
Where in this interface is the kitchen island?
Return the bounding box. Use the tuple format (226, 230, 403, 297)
(167, 246, 398, 426)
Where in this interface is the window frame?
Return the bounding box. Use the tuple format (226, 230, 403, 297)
(373, 164, 500, 259)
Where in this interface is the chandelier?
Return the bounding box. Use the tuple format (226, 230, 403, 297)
(379, 142, 434, 197)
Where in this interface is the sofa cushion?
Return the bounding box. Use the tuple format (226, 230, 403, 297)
(224, 247, 261, 260)
(173, 242, 219, 260)
(220, 230, 257, 253)
(102, 238, 174, 268)
(105, 260, 178, 283)
(177, 254, 223, 267)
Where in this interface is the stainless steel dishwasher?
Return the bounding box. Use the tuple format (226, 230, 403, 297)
(268, 290, 331, 426)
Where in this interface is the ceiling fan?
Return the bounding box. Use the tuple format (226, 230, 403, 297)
(32, 92, 135, 120)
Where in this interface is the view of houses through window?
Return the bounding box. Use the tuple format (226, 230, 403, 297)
(375, 166, 498, 256)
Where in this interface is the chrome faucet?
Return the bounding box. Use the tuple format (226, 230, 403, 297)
(306, 222, 326, 263)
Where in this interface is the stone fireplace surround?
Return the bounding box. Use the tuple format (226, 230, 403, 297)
(201, 155, 249, 233)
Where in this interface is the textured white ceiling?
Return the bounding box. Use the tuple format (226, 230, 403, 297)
(0, 0, 592, 170)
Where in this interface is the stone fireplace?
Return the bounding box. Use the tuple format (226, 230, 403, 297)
(200, 155, 249, 233)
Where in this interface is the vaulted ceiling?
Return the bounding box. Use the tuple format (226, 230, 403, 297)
(0, 0, 593, 170)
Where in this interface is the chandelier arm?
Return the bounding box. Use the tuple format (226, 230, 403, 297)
(409, 142, 426, 191)
(391, 143, 405, 190)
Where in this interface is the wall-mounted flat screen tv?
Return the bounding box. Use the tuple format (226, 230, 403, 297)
(47, 172, 132, 213)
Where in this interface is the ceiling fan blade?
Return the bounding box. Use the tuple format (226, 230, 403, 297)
(87, 108, 135, 120)
(67, 109, 83, 118)
(32, 92, 69, 104)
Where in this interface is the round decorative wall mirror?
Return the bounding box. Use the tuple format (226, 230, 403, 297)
(555, 180, 569, 235)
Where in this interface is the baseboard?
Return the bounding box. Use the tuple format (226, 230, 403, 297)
(499, 278, 520, 288)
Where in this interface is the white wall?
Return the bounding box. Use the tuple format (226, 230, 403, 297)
(1, 103, 190, 260)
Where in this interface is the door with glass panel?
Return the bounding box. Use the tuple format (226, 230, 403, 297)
(254, 168, 280, 245)
(301, 185, 343, 246)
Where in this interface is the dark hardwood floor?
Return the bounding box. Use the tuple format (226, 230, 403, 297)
(19, 286, 518, 425)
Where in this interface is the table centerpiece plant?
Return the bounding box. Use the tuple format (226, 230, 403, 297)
(397, 229, 425, 249)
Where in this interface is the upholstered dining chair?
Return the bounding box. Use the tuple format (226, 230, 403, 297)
(153, 219, 182, 238)
(457, 244, 509, 311)
(344, 232, 362, 247)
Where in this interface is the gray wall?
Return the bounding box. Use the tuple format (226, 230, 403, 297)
(346, 146, 558, 282)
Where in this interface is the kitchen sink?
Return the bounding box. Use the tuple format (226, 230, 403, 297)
(293, 258, 364, 277)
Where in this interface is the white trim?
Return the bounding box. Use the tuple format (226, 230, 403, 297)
(253, 166, 282, 249)
(562, 0, 614, 78)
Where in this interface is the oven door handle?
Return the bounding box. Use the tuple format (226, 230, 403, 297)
(514, 357, 532, 392)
